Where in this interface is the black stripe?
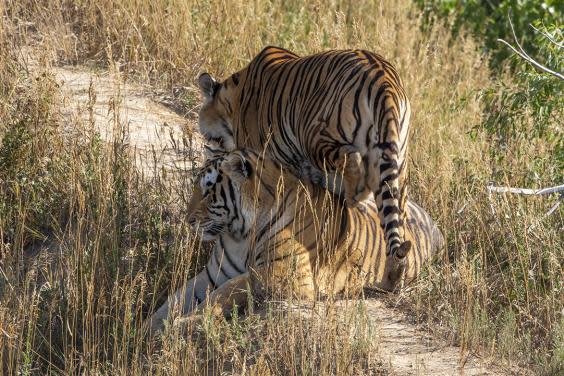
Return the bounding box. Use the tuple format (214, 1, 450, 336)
(385, 220, 401, 233)
(220, 185, 228, 207)
(219, 237, 245, 274)
(219, 118, 234, 137)
(381, 190, 395, 201)
(381, 173, 399, 185)
(383, 206, 400, 217)
(379, 161, 398, 171)
(213, 248, 231, 279)
(208, 207, 224, 216)
(352, 69, 371, 140)
(205, 267, 218, 289)
(377, 142, 398, 153)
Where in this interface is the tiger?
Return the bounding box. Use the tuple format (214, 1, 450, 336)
(147, 148, 443, 333)
(197, 46, 412, 271)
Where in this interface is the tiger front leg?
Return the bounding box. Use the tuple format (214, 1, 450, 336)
(170, 273, 252, 335)
(189, 272, 251, 318)
(174, 258, 315, 325)
(146, 285, 197, 336)
(335, 146, 371, 208)
(146, 265, 221, 336)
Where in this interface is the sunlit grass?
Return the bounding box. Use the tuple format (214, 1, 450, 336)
(0, 0, 562, 374)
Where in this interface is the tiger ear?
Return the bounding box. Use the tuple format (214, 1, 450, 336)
(198, 73, 219, 99)
(225, 153, 253, 180)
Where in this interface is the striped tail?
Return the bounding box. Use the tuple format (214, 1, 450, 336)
(376, 94, 410, 261)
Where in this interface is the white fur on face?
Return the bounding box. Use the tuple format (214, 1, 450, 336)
(201, 169, 219, 190)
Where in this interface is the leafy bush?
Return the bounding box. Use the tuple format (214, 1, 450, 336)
(412, 4, 563, 371)
(0, 72, 68, 250)
(416, 0, 562, 68)
(479, 23, 563, 185)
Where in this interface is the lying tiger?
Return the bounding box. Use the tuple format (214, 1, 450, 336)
(148, 148, 443, 333)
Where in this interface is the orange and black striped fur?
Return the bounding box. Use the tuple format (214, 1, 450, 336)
(198, 46, 412, 269)
(148, 149, 442, 333)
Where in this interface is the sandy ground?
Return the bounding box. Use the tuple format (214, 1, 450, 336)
(44, 65, 522, 375)
(53, 65, 204, 174)
(350, 298, 510, 375)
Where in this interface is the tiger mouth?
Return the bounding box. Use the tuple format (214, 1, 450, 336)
(192, 221, 224, 241)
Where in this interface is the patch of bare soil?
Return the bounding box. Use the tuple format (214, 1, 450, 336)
(349, 298, 519, 375)
(53, 65, 204, 174)
(46, 65, 523, 375)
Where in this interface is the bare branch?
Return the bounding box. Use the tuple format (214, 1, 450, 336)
(487, 183, 564, 196)
(488, 182, 563, 232)
(530, 24, 563, 49)
(497, 16, 564, 80)
(527, 197, 562, 233)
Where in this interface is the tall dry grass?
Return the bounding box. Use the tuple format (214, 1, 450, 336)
(0, 43, 379, 375)
(1, 0, 562, 374)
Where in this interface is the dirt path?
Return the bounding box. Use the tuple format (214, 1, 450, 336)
(53, 65, 204, 174)
(51, 65, 519, 376)
(350, 298, 512, 375)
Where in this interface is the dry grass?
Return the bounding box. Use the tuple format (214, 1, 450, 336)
(0, 0, 562, 374)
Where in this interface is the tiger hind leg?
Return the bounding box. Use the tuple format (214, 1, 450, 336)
(336, 146, 371, 208)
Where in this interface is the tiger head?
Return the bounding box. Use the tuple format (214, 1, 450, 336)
(187, 148, 281, 241)
(197, 72, 244, 151)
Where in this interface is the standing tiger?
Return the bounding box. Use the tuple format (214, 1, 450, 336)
(197, 46, 412, 271)
(148, 149, 443, 333)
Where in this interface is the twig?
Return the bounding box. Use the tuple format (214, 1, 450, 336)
(527, 197, 563, 233)
(497, 17, 564, 81)
(543, 198, 562, 217)
(487, 182, 563, 232)
(487, 183, 564, 196)
(530, 24, 563, 49)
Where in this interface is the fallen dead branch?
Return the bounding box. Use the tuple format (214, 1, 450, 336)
(487, 184, 564, 196)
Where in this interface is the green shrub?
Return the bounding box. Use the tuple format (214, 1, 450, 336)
(416, 0, 562, 69)
(479, 23, 563, 184)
